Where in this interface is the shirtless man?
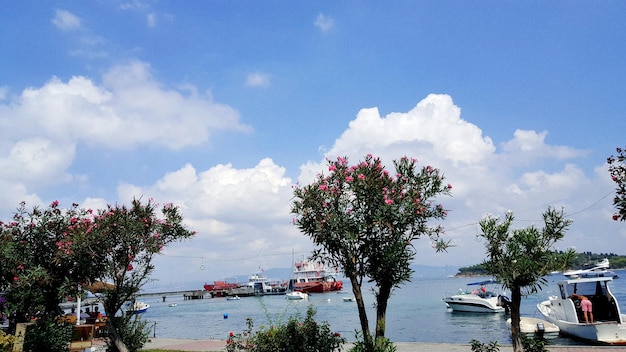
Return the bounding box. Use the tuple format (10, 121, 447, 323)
(570, 293, 593, 324)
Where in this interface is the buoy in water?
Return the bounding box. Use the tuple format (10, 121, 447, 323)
(223, 313, 228, 319)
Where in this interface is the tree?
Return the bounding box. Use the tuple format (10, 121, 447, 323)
(0, 199, 194, 352)
(477, 207, 574, 352)
(291, 155, 450, 350)
(608, 146, 626, 221)
(0, 201, 93, 334)
(70, 198, 195, 352)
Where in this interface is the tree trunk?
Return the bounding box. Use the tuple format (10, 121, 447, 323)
(106, 318, 129, 352)
(510, 285, 523, 352)
(375, 283, 391, 340)
(350, 276, 373, 349)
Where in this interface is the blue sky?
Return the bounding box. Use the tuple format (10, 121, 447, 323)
(1, 1, 625, 288)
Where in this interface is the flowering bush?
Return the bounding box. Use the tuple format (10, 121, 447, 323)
(226, 306, 345, 352)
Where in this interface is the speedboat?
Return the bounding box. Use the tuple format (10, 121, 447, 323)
(226, 295, 241, 301)
(563, 258, 618, 279)
(536, 276, 626, 345)
(131, 301, 149, 314)
(506, 317, 560, 339)
(343, 297, 355, 302)
(286, 291, 309, 300)
(443, 279, 510, 313)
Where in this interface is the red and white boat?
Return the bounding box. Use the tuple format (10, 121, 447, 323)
(291, 260, 343, 293)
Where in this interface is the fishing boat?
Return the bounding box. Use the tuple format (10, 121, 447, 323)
(536, 276, 626, 345)
(131, 301, 149, 314)
(563, 258, 618, 279)
(443, 279, 510, 313)
(286, 291, 309, 300)
(291, 260, 343, 293)
(506, 317, 560, 339)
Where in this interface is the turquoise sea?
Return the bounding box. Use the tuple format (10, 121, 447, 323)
(137, 269, 626, 345)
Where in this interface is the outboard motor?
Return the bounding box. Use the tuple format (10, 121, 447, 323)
(498, 295, 512, 314)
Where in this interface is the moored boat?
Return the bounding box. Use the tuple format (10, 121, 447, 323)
(291, 260, 343, 293)
(131, 301, 149, 314)
(506, 316, 559, 339)
(536, 276, 626, 345)
(247, 273, 288, 295)
(286, 291, 309, 300)
(563, 258, 619, 279)
(443, 279, 510, 313)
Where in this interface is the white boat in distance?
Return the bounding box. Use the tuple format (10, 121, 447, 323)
(537, 276, 626, 345)
(286, 291, 309, 300)
(506, 317, 560, 339)
(563, 258, 619, 279)
(443, 279, 510, 313)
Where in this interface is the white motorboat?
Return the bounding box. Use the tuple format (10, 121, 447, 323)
(226, 295, 241, 301)
(506, 316, 560, 339)
(286, 291, 309, 300)
(536, 276, 626, 345)
(343, 297, 355, 302)
(563, 258, 618, 279)
(130, 301, 149, 314)
(443, 279, 510, 313)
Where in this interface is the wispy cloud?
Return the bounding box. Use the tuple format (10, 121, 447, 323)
(314, 13, 334, 33)
(52, 9, 81, 31)
(246, 72, 271, 88)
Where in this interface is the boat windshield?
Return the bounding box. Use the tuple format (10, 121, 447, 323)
(566, 280, 607, 297)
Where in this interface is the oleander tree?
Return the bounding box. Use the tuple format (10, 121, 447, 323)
(291, 154, 451, 351)
(608, 146, 626, 222)
(0, 201, 97, 350)
(477, 207, 574, 352)
(0, 198, 195, 352)
(0, 201, 94, 324)
(67, 198, 196, 352)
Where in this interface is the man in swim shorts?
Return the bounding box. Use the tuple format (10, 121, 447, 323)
(571, 293, 593, 324)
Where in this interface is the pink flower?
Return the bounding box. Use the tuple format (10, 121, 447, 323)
(319, 184, 328, 191)
(384, 198, 393, 205)
(51, 200, 59, 207)
(127, 264, 134, 271)
(17, 264, 24, 270)
(613, 214, 619, 221)
(13, 277, 18, 282)
(447, 183, 453, 189)
(358, 174, 365, 180)
(329, 164, 337, 172)
(345, 175, 353, 183)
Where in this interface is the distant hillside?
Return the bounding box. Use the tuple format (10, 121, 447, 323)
(454, 252, 626, 277)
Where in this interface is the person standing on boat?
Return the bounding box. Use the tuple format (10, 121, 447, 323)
(570, 293, 593, 324)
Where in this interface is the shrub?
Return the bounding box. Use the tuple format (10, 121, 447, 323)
(23, 314, 73, 352)
(348, 331, 396, 352)
(107, 314, 151, 352)
(226, 306, 345, 352)
(0, 330, 16, 352)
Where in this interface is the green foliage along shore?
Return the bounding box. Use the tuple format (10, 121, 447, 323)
(456, 252, 626, 277)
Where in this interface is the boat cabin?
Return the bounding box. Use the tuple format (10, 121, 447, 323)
(555, 277, 623, 324)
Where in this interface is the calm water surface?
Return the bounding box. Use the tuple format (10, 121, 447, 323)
(138, 270, 626, 345)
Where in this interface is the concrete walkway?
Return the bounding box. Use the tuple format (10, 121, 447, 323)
(140, 338, 626, 351)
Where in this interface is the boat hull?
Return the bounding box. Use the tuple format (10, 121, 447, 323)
(444, 297, 505, 313)
(538, 299, 626, 345)
(293, 281, 343, 293)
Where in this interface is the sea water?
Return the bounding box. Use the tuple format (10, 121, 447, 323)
(137, 269, 626, 345)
